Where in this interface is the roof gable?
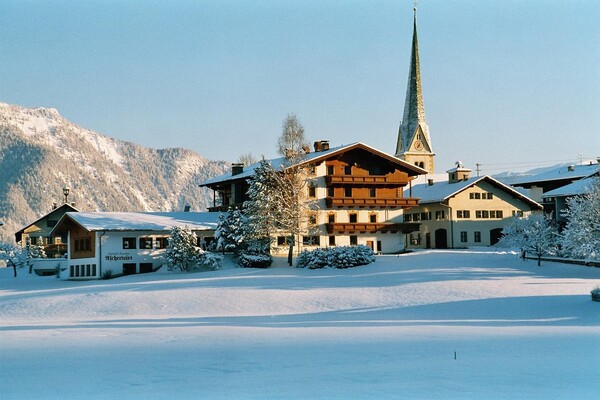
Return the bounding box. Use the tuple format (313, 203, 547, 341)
(407, 175, 542, 209)
(200, 142, 427, 187)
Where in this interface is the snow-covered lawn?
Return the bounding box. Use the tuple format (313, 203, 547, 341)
(1, 249, 599, 399)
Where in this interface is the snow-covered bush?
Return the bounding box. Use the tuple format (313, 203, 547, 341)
(296, 245, 376, 269)
(591, 287, 600, 302)
(238, 252, 273, 268)
(166, 226, 222, 271)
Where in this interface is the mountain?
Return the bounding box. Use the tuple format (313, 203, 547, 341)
(0, 102, 230, 243)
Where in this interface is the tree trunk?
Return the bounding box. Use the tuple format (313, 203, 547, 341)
(537, 253, 541, 266)
(287, 235, 294, 266)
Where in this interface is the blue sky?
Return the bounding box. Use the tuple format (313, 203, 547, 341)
(1, 0, 599, 173)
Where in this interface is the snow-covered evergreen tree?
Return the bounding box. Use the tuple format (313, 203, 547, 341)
(28, 237, 47, 259)
(244, 158, 278, 246)
(215, 209, 247, 254)
(165, 226, 222, 271)
(499, 213, 559, 266)
(560, 179, 600, 260)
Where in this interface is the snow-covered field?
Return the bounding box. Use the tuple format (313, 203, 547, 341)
(1, 249, 599, 399)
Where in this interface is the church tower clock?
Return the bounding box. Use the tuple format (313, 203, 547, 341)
(395, 6, 435, 174)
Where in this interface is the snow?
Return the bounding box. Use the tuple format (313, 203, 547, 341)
(56, 211, 221, 232)
(1, 249, 599, 399)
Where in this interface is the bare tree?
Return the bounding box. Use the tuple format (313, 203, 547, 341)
(237, 153, 258, 167)
(277, 113, 309, 165)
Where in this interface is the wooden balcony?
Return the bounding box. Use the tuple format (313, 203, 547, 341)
(325, 175, 408, 186)
(326, 222, 421, 234)
(326, 197, 419, 209)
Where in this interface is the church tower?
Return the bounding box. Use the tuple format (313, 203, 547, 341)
(395, 6, 435, 174)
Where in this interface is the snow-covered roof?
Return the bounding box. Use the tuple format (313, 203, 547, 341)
(542, 175, 599, 198)
(200, 142, 427, 186)
(52, 211, 220, 234)
(510, 163, 600, 186)
(406, 175, 542, 208)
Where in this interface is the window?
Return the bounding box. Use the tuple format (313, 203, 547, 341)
(70, 265, 74, 277)
(470, 193, 481, 200)
(482, 210, 489, 218)
(476, 210, 482, 219)
(474, 231, 481, 243)
(421, 212, 432, 221)
(496, 210, 503, 218)
(409, 233, 422, 245)
(369, 188, 376, 197)
(327, 187, 334, 197)
(327, 165, 334, 175)
(460, 231, 468, 243)
(308, 165, 316, 175)
(344, 165, 352, 175)
(404, 214, 412, 222)
(369, 214, 377, 223)
(139, 237, 153, 249)
(277, 236, 288, 246)
(413, 213, 421, 221)
(482, 193, 493, 200)
(92, 264, 97, 276)
(155, 237, 168, 249)
(329, 236, 336, 246)
(309, 214, 317, 225)
(308, 183, 316, 198)
(303, 236, 320, 246)
(350, 235, 358, 246)
(376, 241, 382, 252)
(349, 213, 358, 223)
(344, 187, 352, 197)
(123, 237, 136, 249)
(457, 210, 470, 219)
(140, 263, 153, 273)
(435, 210, 445, 220)
(328, 214, 335, 224)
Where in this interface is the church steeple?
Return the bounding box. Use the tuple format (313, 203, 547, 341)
(395, 6, 435, 174)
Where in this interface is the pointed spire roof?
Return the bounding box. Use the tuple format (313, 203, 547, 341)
(396, 7, 432, 156)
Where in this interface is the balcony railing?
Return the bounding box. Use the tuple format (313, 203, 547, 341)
(326, 197, 419, 209)
(325, 175, 408, 186)
(326, 222, 421, 234)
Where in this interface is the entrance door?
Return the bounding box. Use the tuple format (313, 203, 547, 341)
(366, 241, 374, 251)
(434, 229, 448, 249)
(123, 263, 136, 276)
(490, 228, 503, 246)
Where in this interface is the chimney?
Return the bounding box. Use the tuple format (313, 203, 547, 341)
(232, 163, 244, 175)
(184, 205, 191, 212)
(70, 202, 76, 208)
(52, 202, 58, 209)
(427, 179, 434, 186)
(568, 165, 575, 172)
(302, 145, 311, 154)
(313, 140, 330, 152)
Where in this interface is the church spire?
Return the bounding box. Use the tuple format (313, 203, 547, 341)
(395, 6, 434, 174)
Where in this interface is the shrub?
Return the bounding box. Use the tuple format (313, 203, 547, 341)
(591, 287, 600, 302)
(238, 252, 273, 268)
(102, 270, 113, 280)
(296, 245, 376, 269)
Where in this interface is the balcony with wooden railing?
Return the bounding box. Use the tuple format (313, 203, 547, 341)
(326, 197, 419, 209)
(325, 174, 408, 186)
(326, 222, 420, 234)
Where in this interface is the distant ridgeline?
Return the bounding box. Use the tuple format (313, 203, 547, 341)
(0, 101, 230, 243)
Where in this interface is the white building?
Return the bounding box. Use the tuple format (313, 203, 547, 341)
(50, 211, 219, 280)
